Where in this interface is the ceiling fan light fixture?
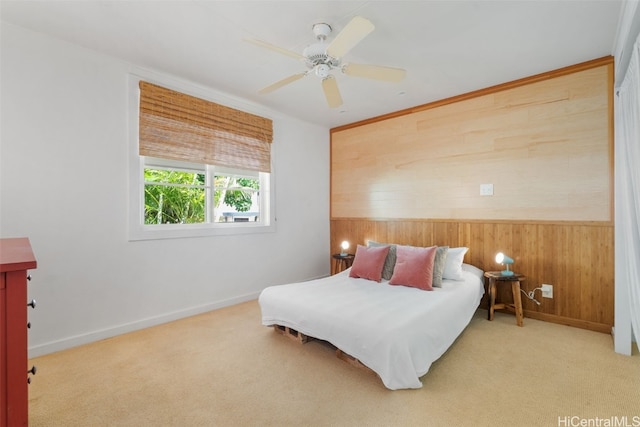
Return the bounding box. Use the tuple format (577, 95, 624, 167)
(315, 64, 331, 78)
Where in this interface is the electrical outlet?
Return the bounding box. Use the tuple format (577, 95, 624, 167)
(541, 284, 553, 298)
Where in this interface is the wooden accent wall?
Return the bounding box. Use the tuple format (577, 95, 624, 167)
(331, 57, 613, 222)
(330, 57, 614, 333)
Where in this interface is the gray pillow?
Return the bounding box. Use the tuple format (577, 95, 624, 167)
(367, 240, 396, 280)
(432, 246, 449, 287)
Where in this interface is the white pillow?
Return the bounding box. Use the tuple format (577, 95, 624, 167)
(442, 247, 469, 281)
(462, 263, 484, 281)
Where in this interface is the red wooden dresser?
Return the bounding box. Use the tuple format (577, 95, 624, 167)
(1, 238, 37, 427)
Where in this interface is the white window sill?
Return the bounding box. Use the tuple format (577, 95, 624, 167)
(128, 222, 276, 241)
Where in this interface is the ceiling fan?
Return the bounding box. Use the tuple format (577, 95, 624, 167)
(245, 16, 406, 108)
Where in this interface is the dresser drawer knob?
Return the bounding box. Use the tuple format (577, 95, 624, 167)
(27, 322, 31, 329)
(28, 365, 37, 375)
(27, 274, 32, 281)
(27, 299, 36, 309)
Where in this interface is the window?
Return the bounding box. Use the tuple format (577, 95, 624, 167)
(142, 157, 269, 226)
(129, 78, 274, 240)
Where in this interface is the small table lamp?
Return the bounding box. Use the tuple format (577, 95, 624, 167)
(495, 252, 514, 276)
(340, 241, 350, 256)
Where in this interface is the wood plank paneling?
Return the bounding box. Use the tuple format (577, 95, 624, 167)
(331, 219, 614, 333)
(331, 58, 613, 222)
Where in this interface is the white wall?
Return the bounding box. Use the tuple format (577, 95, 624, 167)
(0, 23, 330, 357)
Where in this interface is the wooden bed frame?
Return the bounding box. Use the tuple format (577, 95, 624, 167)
(272, 324, 309, 343)
(272, 325, 375, 374)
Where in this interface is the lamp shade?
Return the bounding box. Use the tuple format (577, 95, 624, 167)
(495, 252, 514, 276)
(340, 240, 349, 256)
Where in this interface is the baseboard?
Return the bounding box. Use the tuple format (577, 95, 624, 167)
(480, 303, 613, 334)
(522, 310, 612, 334)
(28, 291, 261, 358)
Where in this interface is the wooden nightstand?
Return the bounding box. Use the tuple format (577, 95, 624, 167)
(484, 271, 526, 326)
(331, 254, 354, 275)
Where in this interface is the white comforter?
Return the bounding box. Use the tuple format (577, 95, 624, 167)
(259, 264, 484, 390)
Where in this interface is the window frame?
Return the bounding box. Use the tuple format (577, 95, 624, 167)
(128, 75, 276, 241)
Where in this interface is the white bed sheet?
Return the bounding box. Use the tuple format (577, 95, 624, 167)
(259, 264, 484, 390)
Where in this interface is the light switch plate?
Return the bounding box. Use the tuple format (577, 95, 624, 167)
(480, 184, 494, 196)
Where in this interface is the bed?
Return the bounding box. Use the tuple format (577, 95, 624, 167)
(259, 244, 484, 390)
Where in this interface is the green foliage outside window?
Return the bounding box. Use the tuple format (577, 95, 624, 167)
(221, 177, 259, 212)
(144, 169, 205, 224)
(144, 169, 260, 224)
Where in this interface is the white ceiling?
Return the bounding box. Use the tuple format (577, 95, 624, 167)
(0, 0, 624, 129)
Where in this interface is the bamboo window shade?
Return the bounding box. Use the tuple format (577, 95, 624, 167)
(139, 81, 273, 172)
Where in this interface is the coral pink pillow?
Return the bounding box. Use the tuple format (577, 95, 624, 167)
(389, 245, 437, 291)
(349, 244, 390, 282)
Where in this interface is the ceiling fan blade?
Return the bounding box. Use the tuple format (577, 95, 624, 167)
(258, 73, 307, 94)
(326, 16, 375, 59)
(322, 76, 343, 108)
(244, 38, 306, 61)
(343, 63, 406, 82)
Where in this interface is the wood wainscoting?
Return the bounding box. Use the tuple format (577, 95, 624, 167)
(330, 218, 614, 333)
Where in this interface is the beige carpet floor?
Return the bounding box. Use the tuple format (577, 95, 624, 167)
(28, 300, 639, 427)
